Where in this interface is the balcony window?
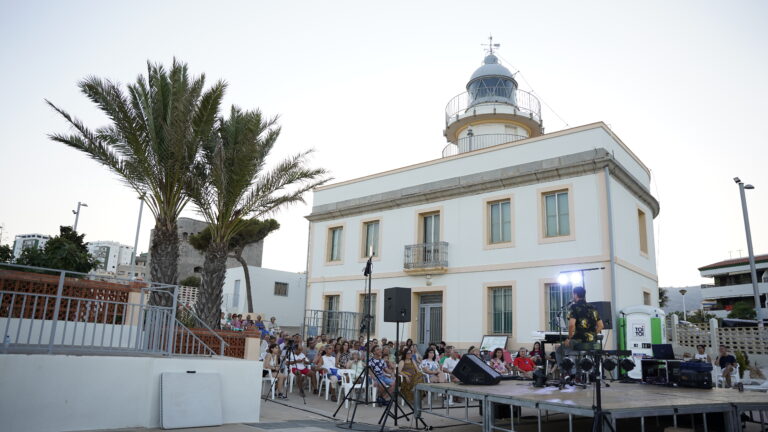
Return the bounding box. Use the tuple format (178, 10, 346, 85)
(363, 220, 380, 258)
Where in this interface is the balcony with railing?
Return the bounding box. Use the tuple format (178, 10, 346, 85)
(404, 242, 448, 274)
(442, 133, 528, 157)
(445, 89, 542, 126)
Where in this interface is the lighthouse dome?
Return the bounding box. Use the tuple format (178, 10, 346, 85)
(466, 54, 518, 107)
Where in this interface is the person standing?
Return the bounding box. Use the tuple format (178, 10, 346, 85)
(556, 286, 604, 376)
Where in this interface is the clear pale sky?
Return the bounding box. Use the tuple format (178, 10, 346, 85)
(1, 1, 766, 287)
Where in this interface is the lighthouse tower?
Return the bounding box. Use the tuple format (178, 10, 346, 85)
(443, 41, 544, 156)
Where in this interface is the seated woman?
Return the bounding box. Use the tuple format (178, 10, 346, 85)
(529, 341, 543, 364)
(398, 349, 424, 403)
(316, 346, 340, 401)
(488, 348, 513, 375)
(263, 343, 287, 398)
(420, 349, 448, 383)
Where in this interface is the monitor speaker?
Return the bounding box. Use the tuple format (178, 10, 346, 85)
(589, 301, 612, 329)
(453, 354, 501, 385)
(383, 287, 411, 323)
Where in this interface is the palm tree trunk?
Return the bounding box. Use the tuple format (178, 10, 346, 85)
(149, 220, 179, 307)
(197, 242, 228, 328)
(232, 249, 254, 313)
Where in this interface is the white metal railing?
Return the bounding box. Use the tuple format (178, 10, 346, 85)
(445, 89, 541, 126)
(404, 242, 448, 270)
(0, 262, 226, 356)
(442, 133, 528, 157)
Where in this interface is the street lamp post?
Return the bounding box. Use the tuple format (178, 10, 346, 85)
(734, 177, 764, 327)
(128, 195, 145, 281)
(72, 202, 88, 232)
(680, 288, 688, 321)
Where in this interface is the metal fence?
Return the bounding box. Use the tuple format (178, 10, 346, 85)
(445, 89, 541, 126)
(0, 263, 226, 357)
(404, 242, 449, 270)
(442, 134, 527, 157)
(302, 309, 364, 341)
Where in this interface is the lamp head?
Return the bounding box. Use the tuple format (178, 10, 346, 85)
(734, 177, 742, 184)
(81, 203, 88, 207)
(745, 184, 755, 190)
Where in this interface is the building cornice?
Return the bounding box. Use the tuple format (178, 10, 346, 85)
(307, 148, 660, 222)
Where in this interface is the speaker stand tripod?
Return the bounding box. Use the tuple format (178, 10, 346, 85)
(377, 320, 427, 432)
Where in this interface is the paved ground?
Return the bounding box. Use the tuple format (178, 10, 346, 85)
(84, 388, 766, 432)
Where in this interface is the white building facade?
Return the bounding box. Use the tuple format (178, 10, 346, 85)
(698, 254, 768, 319)
(11, 233, 51, 259)
(305, 52, 660, 350)
(222, 266, 307, 328)
(87, 241, 134, 275)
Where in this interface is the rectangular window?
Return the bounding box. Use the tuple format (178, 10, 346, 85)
(546, 283, 573, 331)
(544, 191, 570, 237)
(643, 291, 651, 306)
(488, 200, 512, 244)
(363, 221, 380, 257)
(325, 295, 340, 335)
(422, 213, 440, 243)
(359, 293, 377, 334)
(328, 226, 343, 262)
(489, 287, 513, 334)
(274, 282, 288, 297)
(233, 280, 241, 309)
(638, 209, 648, 254)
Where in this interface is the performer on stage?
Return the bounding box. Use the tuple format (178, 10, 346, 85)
(564, 286, 604, 350)
(555, 286, 604, 376)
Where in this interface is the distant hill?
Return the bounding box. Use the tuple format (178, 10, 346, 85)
(660, 285, 703, 314)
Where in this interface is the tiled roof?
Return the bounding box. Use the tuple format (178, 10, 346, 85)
(698, 254, 768, 271)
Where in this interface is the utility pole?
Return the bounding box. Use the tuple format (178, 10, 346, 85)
(72, 202, 88, 232)
(734, 177, 764, 327)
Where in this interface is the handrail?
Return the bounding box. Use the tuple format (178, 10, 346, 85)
(177, 302, 228, 356)
(404, 242, 449, 270)
(0, 262, 177, 290)
(445, 89, 541, 126)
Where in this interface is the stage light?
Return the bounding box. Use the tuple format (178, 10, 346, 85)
(557, 273, 569, 285)
(579, 357, 594, 372)
(620, 358, 635, 372)
(559, 358, 574, 372)
(602, 358, 616, 372)
(569, 272, 583, 286)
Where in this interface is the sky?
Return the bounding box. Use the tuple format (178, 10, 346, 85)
(1, 0, 766, 287)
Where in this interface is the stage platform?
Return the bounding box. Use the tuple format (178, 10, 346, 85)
(414, 381, 768, 432)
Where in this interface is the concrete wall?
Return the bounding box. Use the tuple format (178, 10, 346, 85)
(0, 354, 262, 432)
(222, 266, 306, 327)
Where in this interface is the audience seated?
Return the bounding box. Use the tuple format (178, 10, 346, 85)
(512, 347, 536, 379)
(489, 347, 513, 375)
(421, 348, 448, 383)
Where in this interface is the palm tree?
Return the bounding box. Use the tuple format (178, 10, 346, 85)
(187, 106, 329, 327)
(47, 60, 225, 304)
(188, 218, 280, 313)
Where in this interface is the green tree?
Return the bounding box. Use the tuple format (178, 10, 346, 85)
(189, 218, 280, 313)
(0, 244, 12, 263)
(727, 301, 757, 320)
(186, 106, 329, 327)
(16, 226, 98, 273)
(47, 59, 225, 304)
(658, 287, 669, 308)
(179, 275, 201, 288)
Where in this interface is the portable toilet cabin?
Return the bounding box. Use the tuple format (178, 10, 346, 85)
(618, 305, 667, 379)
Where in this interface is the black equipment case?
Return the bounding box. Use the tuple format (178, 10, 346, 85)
(678, 361, 713, 389)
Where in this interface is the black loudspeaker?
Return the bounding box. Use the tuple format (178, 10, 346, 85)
(383, 287, 411, 323)
(589, 301, 612, 329)
(453, 354, 501, 385)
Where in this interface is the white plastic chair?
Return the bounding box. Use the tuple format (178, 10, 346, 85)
(715, 364, 740, 388)
(318, 370, 341, 400)
(339, 369, 377, 407)
(263, 373, 276, 399)
(288, 369, 311, 394)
